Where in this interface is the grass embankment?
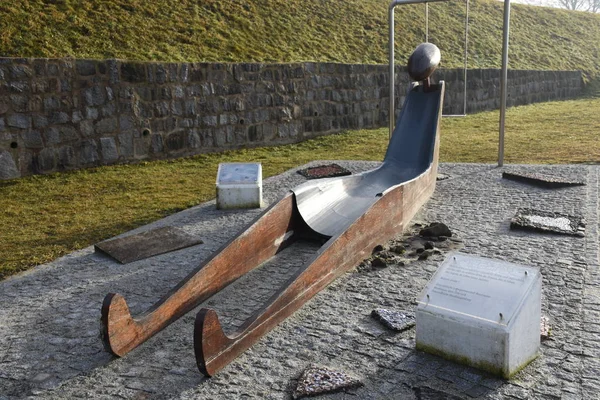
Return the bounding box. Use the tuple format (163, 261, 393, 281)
(1, 0, 600, 78)
(1, 96, 599, 280)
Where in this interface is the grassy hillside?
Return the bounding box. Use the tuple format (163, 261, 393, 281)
(0, 0, 599, 79)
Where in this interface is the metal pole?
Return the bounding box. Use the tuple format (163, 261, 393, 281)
(498, 0, 510, 167)
(389, 0, 448, 139)
(463, 0, 469, 115)
(436, 0, 470, 118)
(425, 3, 429, 43)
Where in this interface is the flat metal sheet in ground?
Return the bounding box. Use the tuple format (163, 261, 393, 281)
(510, 208, 585, 237)
(502, 171, 585, 188)
(94, 226, 203, 264)
(296, 163, 352, 179)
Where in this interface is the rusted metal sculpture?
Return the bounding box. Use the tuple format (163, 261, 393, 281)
(101, 44, 445, 376)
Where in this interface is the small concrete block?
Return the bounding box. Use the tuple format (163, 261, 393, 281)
(511, 208, 585, 237)
(416, 252, 541, 379)
(95, 226, 203, 264)
(293, 365, 362, 399)
(371, 308, 415, 332)
(216, 163, 262, 210)
(297, 163, 351, 179)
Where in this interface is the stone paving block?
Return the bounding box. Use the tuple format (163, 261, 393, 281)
(501, 384, 531, 399)
(465, 385, 489, 398)
(413, 385, 463, 399)
(510, 208, 585, 237)
(293, 365, 362, 399)
(581, 378, 600, 396)
(370, 309, 415, 332)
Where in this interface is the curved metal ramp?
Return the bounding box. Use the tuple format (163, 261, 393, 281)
(293, 84, 443, 237)
(102, 41, 445, 368)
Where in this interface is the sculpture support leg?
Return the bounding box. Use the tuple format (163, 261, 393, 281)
(101, 193, 298, 357)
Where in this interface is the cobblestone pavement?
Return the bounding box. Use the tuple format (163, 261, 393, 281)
(0, 162, 598, 400)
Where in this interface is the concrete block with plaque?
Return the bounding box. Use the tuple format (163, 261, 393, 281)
(416, 252, 541, 378)
(216, 162, 263, 210)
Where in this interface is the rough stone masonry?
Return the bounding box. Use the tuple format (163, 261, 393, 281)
(0, 57, 583, 179)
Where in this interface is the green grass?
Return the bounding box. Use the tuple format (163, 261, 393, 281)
(440, 97, 600, 163)
(1, 0, 599, 79)
(1, 95, 599, 280)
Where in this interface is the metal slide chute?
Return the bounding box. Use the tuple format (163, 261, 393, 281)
(101, 3, 446, 375)
(194, 62, 445, 375)
(293, 85, 442, 238)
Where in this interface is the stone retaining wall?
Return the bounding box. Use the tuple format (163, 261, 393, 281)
(0, 58, 583, 179)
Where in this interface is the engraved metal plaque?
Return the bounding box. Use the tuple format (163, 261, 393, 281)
(95, 226, 203, 264)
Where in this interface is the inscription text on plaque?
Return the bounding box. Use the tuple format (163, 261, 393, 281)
(416, 252, 541, 378)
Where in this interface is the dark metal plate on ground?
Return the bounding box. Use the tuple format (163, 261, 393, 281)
(95, 226, 203, 264)
(293, 365, 362, 399)
(510, 208, 585, 237)
(297, 163, 351, 180)
(502, 171, 585, 188)
(371, 308, 416, 332)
